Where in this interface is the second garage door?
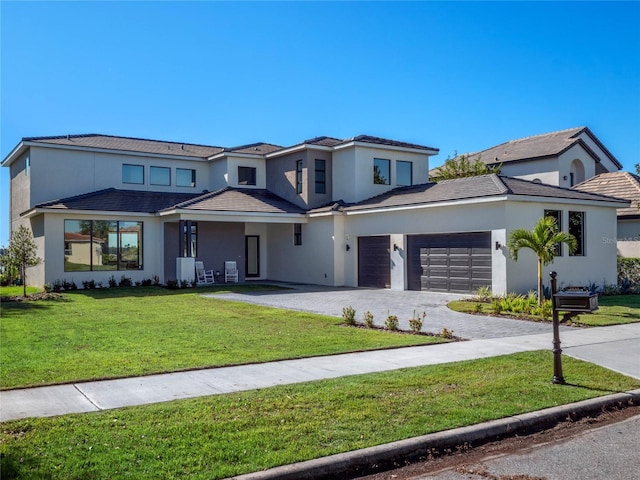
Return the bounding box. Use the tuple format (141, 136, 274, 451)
(358, 236, 391, 288)
(407, 232, 492, 293)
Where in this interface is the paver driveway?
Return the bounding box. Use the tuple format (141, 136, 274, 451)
(213, 283, 569, 340)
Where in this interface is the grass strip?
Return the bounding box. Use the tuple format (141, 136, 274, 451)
(448, 294, 640, 326)
(1, 287, 445, 389)
(1, 351, 638, 479)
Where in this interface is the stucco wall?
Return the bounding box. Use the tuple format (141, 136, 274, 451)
(499, 158, 559, 185)
(266, 150, 309, 209)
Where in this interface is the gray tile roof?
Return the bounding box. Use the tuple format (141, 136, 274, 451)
(337, 174, 628, 213)
(224, 142, 284, 155)
(32, 188, 306, 216)
(33, 189, 201, 214)
(348, 135, 438, 151)
(25, 134, 224, 158)
(574, 172, 640, 218)
(167, 187, 306, 214)
(303, 136, 344, 147)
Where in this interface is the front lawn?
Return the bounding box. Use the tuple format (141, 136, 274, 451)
(448, 294, 640, 327)
(0, 286, 446, 390)
(1, 351, 637, 479)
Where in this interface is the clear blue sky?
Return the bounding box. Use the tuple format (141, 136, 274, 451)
(2, 1, 639, 246)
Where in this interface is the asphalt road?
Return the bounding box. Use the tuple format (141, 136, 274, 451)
(360, 408, 640, 480)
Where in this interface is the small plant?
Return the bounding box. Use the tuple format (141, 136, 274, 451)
(475, 285, 493, 302)
(440, 327, 455, 339)
(342, 306, 356, 325)
(385, 313, 399, 331)
(108, 275, 117, 288)
(363, 310, 374, 328)
(408, 310, 425, 334)
(165, 280, 179, 289)
(135, 281, 142, 287)
(51, 280, 62, 292)
(43, 283, 52, 293)
(141, 278, 153, 287)
(491, 299, 503, 315)
(190, 279, 198, 288)
(82, 279, 96, 290)
(180, 280, 189, 289)
(473, 302, 483, 313)
(119, 275, 133, 287)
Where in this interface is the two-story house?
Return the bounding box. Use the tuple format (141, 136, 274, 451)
(2, 131, 627, 294)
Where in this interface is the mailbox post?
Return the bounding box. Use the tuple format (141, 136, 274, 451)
(549, 271, 599, 385)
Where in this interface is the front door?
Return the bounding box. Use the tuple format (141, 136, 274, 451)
(245, 235, 260, 278)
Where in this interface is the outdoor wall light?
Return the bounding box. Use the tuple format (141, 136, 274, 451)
(346, 244, 351, 252)
(563, 175, 568, 181)
(495, 241, 502, 250)
(393, 243, 399, 251)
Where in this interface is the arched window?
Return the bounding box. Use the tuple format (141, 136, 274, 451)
(569, 159, 585, 186)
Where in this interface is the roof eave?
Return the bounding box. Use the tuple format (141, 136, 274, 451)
(2, 141, 31, 167)
(21, 141, 209, 161)
(21, 207, 157, 218)
(334, 140, 439, 155)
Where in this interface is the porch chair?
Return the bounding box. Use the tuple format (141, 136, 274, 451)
(224, 261, 239, 283)
(195, 261, 215, 285)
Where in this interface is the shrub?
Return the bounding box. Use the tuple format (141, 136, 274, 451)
(618, 257, 640, 286)
(408, 310, 425, 334)
(153, 275, 160, 286)
(440, 327, 455, 339)
(342, 306, 356, 325)
(473, 302, 483, 313)
(51, 280, 62, 292)
(82, 280, 96, 290)
(119, 275, 133, 287)
(141, 278, 153, 287)
(363, 310, 374, 328)
(180, 280, 189, 289)
(491, 299, 503, 315)
(475, 285, 493, 302)
(385, 314, 399, 331)
(108, 275, 117, 288)
(165, 280, 179, 289)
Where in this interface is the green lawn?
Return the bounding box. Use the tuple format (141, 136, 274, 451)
(448, 294, 640, 327)
(0, 286, 446, 389)
(1, 351, 637, 480)
(0, 286, 42, 298)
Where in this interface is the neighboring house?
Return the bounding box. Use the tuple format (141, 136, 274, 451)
(431, 127, 622, 187)
(574, 172, 640, 257)
(2, 132, 628, 294)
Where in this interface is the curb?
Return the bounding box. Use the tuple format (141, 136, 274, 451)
(230, 389, 640, 480)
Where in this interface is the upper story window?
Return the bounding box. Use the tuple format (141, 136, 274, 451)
(544, 209, 563, 256)
(569, 211, 585, 256)
(150, 166, 171, 186)
(296, 160, 303, 194)
(238, 166, 257, 186)
(373, 158, 390, 185)
(123, 164, 144, 184)
(176, 168, 196, 187)
(25, 155, 30, 176)
(396, 160, 412, 186)
(315, 159, 326, 194)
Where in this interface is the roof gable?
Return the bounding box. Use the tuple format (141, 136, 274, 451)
(574, 172, 640, 217)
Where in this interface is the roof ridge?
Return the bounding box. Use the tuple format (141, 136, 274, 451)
(504, 126, 585, 144)
(26, 133, 225, 150)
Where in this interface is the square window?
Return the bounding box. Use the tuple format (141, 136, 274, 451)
(315, 159, 326, 194)
(123, 164, 144, 184)
(238, 166, 257, 186)
(150, 166, 171, 186)
(374, 158, 390, 185)
(396, 161, 412, 186)
(176, 168, 196, 187)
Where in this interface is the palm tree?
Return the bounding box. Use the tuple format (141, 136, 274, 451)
(507, 216, 577, 305)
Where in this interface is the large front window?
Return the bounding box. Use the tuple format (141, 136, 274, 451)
(176, 168, 196, 187)
(396, 160, 412, 186)
(238, 166, 257, 186)
(122, 164, 144, 184)
(373, 158, 390, 185)
(544, 209, 563, 256)
(64, 220, 143, 271)
(150, 166, 171, 186)
(315, 159, 326, 194)
(569, 211, 585, 256)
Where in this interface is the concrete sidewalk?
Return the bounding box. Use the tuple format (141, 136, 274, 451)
(2, 322, 639, 422)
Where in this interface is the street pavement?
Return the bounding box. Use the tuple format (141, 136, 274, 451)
(1, 284, 638, 422)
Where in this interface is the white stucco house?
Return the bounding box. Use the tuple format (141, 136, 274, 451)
(2, 129, 628, 294)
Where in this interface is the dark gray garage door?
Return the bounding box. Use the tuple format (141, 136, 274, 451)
(358, 236, 391, 288)
(407, 232, 491, 293)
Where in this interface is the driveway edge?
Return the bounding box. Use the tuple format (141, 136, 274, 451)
(230, 389, 640, 480)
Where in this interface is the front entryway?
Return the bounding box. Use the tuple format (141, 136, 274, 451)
(407, 232, 492, 293)
(245, 235, 260, 278)
(358, 235, 391, 288)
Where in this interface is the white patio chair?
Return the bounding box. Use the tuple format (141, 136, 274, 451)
(224, 261, 239, 283)
(195, 261, 215, 285)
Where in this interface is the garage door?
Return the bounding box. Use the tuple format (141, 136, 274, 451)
(407, 233, 491, 293)
(358, 236, 391, 288)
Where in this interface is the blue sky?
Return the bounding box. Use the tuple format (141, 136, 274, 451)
(1, 1, 639, 246)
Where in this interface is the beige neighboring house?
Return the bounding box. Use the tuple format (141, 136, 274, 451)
(432, 127, 622, 187)
(574, 172, 640, 258)
(2, 131, 628, 295)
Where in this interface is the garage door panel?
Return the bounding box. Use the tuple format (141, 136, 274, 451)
(408, 233, 492, 293)
(358, 236, 390, 288)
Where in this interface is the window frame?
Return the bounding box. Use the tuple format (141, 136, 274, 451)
(396, 160, 412, 186)
(373, 158, 391, 185)
(296, 160, 303, 194)
(238, 166, 257, 186)
(544, 209, 563, 256)
(176, 168, 196, 188)
(122, 164, 144, 185)
(293, 223, 302, 246)
(569, 211, 585, 256)
(150, 166, 171, 186)
(315, 159, 326, 194)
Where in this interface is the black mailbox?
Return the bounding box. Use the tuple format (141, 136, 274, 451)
(553, 291, 598, 313)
